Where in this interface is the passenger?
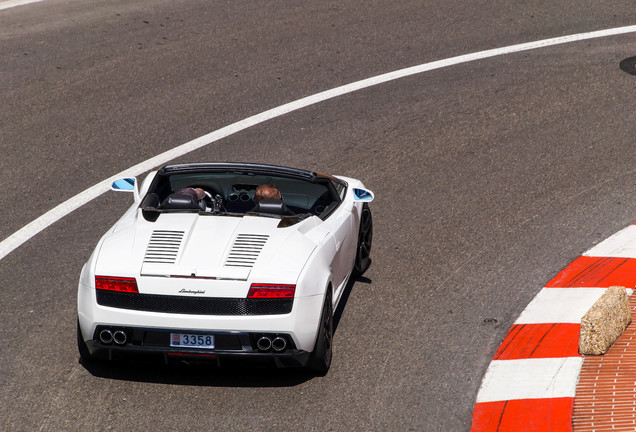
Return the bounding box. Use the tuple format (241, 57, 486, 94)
(253, 184, 282, 204)
(252, 184, 294, 216)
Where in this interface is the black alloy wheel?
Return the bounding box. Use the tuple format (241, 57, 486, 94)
(308, 292, 333, 374)
(353, 203, 373, 276)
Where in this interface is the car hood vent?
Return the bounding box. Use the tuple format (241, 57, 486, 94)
(225, 234, 269, 268)
(143, 230, 185, 264)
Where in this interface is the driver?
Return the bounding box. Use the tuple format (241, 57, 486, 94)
(253, 184, 282, 204)
(180, 187, 225, 213)
(178, 187, 206, 203)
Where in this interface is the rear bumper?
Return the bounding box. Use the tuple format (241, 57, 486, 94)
(84, 326, 311, 368)
(78, 282, 325, 352)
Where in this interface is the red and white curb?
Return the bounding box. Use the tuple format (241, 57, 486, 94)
(471, 223, 636, 431)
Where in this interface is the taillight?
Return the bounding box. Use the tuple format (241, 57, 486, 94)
(247, 283, 295, 298)
(95, 276, 139, 293)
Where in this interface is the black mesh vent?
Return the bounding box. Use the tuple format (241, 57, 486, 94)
(96, 290, 293, 315)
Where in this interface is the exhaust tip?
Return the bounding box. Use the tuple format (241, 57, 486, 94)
(272, 337, 287, 352)
(257, 336, 272, 351)
(99, 329, 113, 344)
(113, 330, 127, 345)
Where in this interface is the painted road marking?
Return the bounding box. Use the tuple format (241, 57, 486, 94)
(472, 398, 574, 431)
(584, 224, 636, 258)
(0, 0, 45, 11)
(515, 288, 606, 324)
(1, 25, 636, 261)
(493, 323, 581, 360)
(545, 255, 636, 288)
(476, 357, 584, 403)
(471, 223, 636, 431)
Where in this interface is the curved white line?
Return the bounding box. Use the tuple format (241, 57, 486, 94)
(0, 0, 46, 11)
(1, 25, 636, 261)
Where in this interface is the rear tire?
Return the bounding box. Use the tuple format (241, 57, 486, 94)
(308, 292, 333, 374)
(353, 203, 373, 276)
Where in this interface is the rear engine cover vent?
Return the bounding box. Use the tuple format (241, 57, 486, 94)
(144, 230, 185, 264)
(225, 234, 269, 268)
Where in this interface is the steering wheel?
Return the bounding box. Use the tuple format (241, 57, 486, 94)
(197, 189, 225, 213)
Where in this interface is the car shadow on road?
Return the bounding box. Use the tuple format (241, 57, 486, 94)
(334, 273, 371, 332)
(81, 359, 315, 387)
(80, 274, 371, 387)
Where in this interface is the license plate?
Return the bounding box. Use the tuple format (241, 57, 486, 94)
(170, 333, 215, 349)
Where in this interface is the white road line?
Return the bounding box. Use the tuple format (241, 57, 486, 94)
(0, 0, 45, 11)
(1, 25, 636, 262)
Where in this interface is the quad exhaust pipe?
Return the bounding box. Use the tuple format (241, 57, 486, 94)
(257, 337, 272, 351)
(272, 337, 287, 352)
(256, 336, 288, 352)
(99, 329, 113, 344)
(113, 330, 127, 345)
(99, 329, 127, 345)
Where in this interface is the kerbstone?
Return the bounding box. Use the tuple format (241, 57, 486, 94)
(579, 286, 631, 355)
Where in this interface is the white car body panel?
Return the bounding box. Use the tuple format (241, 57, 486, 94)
(77, 163, 372, 369)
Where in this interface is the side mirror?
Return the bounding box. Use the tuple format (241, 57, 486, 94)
(111, 177, 139, 202)
(353, 188, 374, 202)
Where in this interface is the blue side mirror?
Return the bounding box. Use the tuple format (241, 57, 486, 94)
(111, 178, 136, 191)
(111, 177, 140, 202)
(353, 188, 374, 202)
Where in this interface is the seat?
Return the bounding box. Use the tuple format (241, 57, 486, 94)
(161, 193, 205, 211)
(251, 199, 294, 216)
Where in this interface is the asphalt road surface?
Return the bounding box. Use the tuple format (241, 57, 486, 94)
(2, 1, 636, 430)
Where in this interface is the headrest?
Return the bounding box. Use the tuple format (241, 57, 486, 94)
(253, 199, 293, 215)
(161, 193, 204, 210)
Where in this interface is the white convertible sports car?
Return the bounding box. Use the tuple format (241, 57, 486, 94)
(77, 162, 373, 372)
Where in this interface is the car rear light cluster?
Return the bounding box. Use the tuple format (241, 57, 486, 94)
(247, 283, 295, 298)
(95, 276, 139, 293)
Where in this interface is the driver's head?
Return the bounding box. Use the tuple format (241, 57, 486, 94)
(254, 184, 281, 204)
(179, 187, 206, 201)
